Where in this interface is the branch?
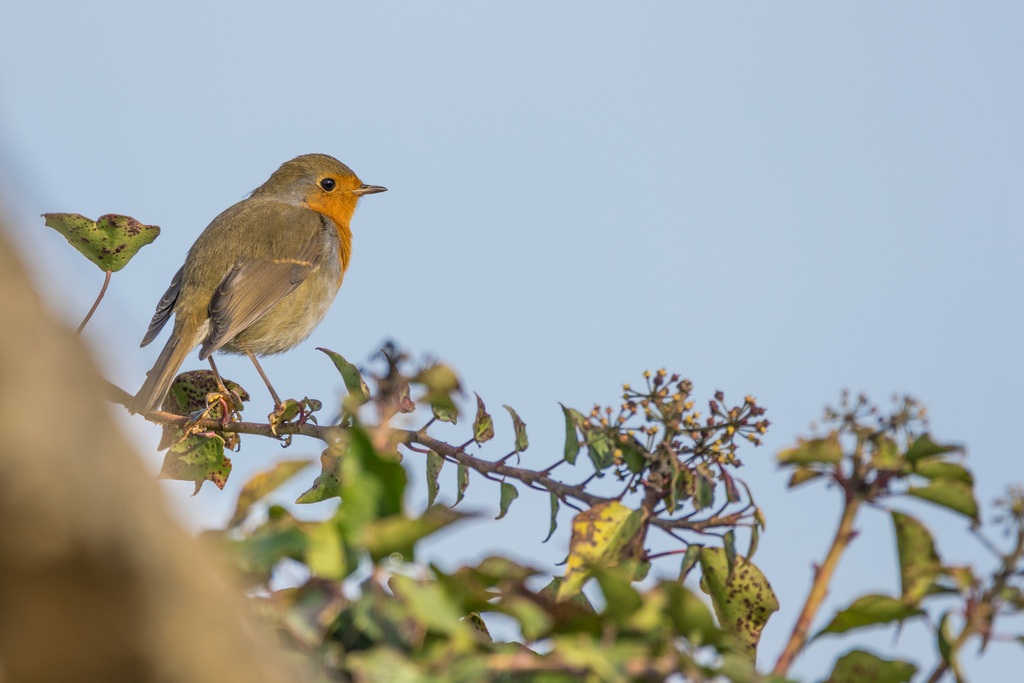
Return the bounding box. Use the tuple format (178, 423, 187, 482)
(773, 489, 862, 676)
(116, 387, 754, 534)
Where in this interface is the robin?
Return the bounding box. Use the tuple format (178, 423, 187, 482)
(130, 153, 386, 415)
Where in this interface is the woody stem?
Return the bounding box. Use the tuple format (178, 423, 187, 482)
(772, 491, 862, 676)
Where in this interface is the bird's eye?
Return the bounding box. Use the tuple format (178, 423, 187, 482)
(320, 178, 336, 191)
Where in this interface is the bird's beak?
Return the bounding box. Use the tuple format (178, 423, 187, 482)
(353, 184, 387, 196)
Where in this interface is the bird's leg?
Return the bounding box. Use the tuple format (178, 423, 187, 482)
(205, 355, 243, 418)
(207, 356, 228, 393)
(244, 349, 283, 409)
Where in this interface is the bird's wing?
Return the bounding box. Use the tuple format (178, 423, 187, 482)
(200, 208, 325, 358)
(140, 266, 184, 347)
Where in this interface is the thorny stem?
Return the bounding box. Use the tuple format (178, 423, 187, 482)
(77, 270, 111, 335)
(773, 489, 863, 677)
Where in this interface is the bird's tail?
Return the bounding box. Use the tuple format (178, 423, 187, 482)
(129, 333, 189, 414)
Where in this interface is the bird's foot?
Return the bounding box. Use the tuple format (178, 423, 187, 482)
(267, 397, 323, 443)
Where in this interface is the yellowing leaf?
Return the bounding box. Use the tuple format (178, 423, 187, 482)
(473, 393, 494, 443)
(557, 501, 644, 601)
(699, 547, 779, 659)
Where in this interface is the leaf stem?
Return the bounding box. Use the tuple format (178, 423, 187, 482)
(76, 270, 111, 335)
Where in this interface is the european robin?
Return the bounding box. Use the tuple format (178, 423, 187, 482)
(130, 153, 386, 414)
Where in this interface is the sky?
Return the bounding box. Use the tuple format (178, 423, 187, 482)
(2, 1, 1022, 679)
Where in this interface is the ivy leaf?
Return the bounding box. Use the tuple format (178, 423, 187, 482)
(699, 547, 779, 659)
(912, 460, 973, 484)
(296, 448, 343, 504)
(426, 450, 443, 507)
(906, 479, 979, 525)
(694, 469, 715, 510)
(413, 363, 460, 423)
(903, 433, 963, 463)
(558, 501, 644, 601)
(787, 466, 824, 488)
(815, 594, 923, 637)
(496, 482, 518, 520)
(158, 433, 231, 494)
(826, 649, 916, 683)
(559, 403, 582, 464)
(455, 463, 470, 506)
(472, 393, 494, 443)
(317, 348, 370, 408)
(42, 212, 159, 271)
(582, 426, 614, 471)
(229, 460, 310, 527)
(777, 434, 843, 466)
(503, 405, 529, 453)
(892, 512, 941, 605)
(365, 506, 469, 562)
(543, 491, 559, 543)
(432, 402, 458, 425)
(678, 544, 702, 582)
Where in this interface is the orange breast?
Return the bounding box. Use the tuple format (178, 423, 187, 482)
(302, 192, 356, 282)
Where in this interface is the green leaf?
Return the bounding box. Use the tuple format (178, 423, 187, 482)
(339, 428, 407, 531)
(678, 544, 702, 582)
(472, 393, 494, 443)
(389, 574, 475, 648)
(226, 509, 307, 578)
(296, 448, 343, 503)
(892, 512, 941, 605)
(870, 436, 902, 471)
(660, 581, 720, 646)
(543, 491, 559, 543)
(503, 405, 529, 452)
(229, 460, 310, 527)
(787, 466, 824, 488)
(723, 530, 737, 574)
(559, 403, 582, 464)
(777, 434, 843, 466)
(316, 348, 370, 408)
(455, 462, 470, 505)
(426, 450, 443, 507)
(826, 649, 916, 683)
(906, 479, 979, 524)
(748, 521, 761, 561)
(694, 470, 715, 510)
(42, 212, 160, 271)
(582, 426, 614, 471)
(617, 434, 649, 474)
(594, 568, 643, 623)
(912, 460, 973, 484)
(936, 612, 954, 666)
(816, 594, 923, 637)
(496, 481, 518, 520)
(157, 433, 231, 494)
(904, 433, 962, 463)
(497, 596, 553, 642)
(432, 401, 458, 425)
(365, 506, 469, 562)
(413, 363, 460, 422)
(699, 547, 779, 659)
(304, 519, 347, 580)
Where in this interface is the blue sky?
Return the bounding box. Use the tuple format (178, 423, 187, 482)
(2, 2, 1022, 679)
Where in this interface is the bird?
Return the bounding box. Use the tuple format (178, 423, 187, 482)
(129, 153, 386, 415)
